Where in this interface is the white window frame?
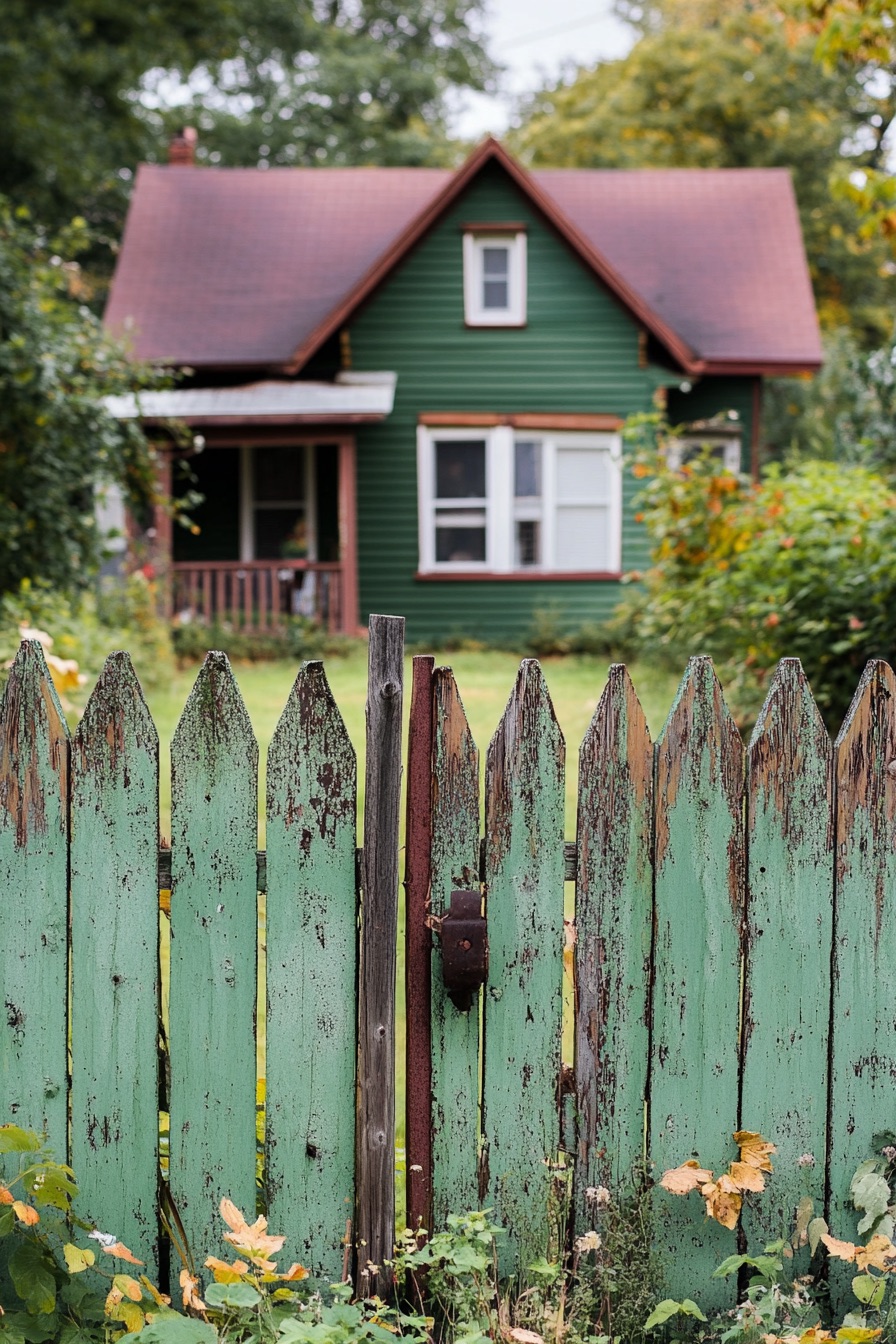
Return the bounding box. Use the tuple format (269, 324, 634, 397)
(463, 232, 527, 327)
(417, 425, 622, 574)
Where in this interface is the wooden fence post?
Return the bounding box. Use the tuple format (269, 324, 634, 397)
(356, 614, 405, 1293)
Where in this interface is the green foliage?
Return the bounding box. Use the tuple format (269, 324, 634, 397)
(511, 0, 894, 343)
(0, 575, 174, 701)
(764, 326, 896, 472)
(0, 202, 161, 597)
(0, 0, 495, 249)
(522, 606, 631, 660)
(171, 617, 360, 667)
(619, 418, 896, 727)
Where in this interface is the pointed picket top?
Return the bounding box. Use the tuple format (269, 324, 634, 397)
(267, 659, 356, 827)
(266, 659, 357, 1281)
(0, 639, 70, 1143)
(70, 651, 160, 1272)
(0, 639, 69, 849)
(172, 649, 256, 766)
(655, 654, 742, 887)
(74, 651, 158, 763)
(835, 659, 896, 915)
(169, 650, 258, 1276)
(747, 658, 831, 854)
(486, 658, 565, 867)
(483, 659, 565, 1272)
(430, 666, 481, 1225)
(575, 664, 653, 1212)
(742, 658, 832, 1250)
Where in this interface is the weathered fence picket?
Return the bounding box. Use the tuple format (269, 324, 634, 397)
(70, 653, 160, 1272)
(829, 662, 896, 1251)
(482, 660, 565, 1270)
(651, 657, 744, 1308)
(169, 653, 259, 1270)
(7, 631, 896, 1301)
(428, 667, 481, 1229)
(0, 642, 69, 1148)
(266, 661, 357, 1281)
(574, 664, 653, 1228)
(741, 659, 832, 1248)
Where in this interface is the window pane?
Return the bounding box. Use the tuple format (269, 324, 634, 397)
(435, 440, 486, 498)
(482, 246, 509, 277)
(515, 519, 540, 567)
(554, 506, 611, 570)
(254, 446, 305, 502)
(255, 508, 305, 560)
(556, 447, 611, 500)
(514, 440, 541, 497)
(435, 509, 486, 563)
(483, 280, 509, 309)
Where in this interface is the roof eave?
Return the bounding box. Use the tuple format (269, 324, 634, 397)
(691, 356, 824, 376)
(283, 136, 702, 377)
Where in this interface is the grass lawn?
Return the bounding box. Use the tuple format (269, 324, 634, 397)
(141, 647, 682, 838)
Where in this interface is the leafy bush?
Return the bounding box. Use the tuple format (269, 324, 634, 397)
(619, 427, 896, 728)
(171, 617, 359, 666)
(0, 573, 174, 703)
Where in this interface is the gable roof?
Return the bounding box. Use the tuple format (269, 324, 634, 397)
(105, 138, 822, 377)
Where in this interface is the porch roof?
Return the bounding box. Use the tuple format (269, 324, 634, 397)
(105, 372, 397, 425)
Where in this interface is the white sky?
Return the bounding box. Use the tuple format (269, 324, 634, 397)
(452, 0, 634, 139)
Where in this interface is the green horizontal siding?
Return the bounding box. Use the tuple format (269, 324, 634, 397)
(351, 161, 661, 643)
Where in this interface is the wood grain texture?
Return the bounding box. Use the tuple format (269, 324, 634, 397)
(0, 641, 69, 1146)
(574, 665, 653, 1228)
(71, 654, 160, 1272)
(742, 659, 831, 1249)
(482, 660, 565, 1274)
(266, 660, 358, 1281)
(356, 614, 404, 1292)
(829, 661, 896, 1266)
(430, 667, 481, 1229)
(169, 652, 259, 1272)
(651, 656, 744, 1309)
(405, 655, 435, 1236)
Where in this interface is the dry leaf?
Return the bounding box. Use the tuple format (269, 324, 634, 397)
(702, 1181, 742, 1229)
(12, 1201, 39, 1225)
(504, 1330, 546, 1344)
(0, 1187, 13, 1205)
(660, 1161, 714, 1195)
(180, 1269, 206, 1312)
(281, 1263, 310, 1282)
(729, 1161, 767, 1193)
(103, 1240, 144, 1265)
(855, 1235, 896, 1273)
(734, 1131, 776, 1172)
(821, 1234, 859, 1263)
(219, 1198, 249, 1234)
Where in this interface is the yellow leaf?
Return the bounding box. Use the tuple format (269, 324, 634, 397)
(702, 1181, 742, 1229)
(12, 1201, 39, 1225)
(835, 1330, 882, 1344)
(113, 1275, 144, 1303)
(855, 1235, 896, 1272)
(728, 1161, 767, 1193)
(117, 1302, 146, 1333)
(140, 1276, 170, 1307)
(660, 1160, 714, 1195)
(103, 1240, 144, 1265)
(734, 1131, 776, 1172)
(205, 1255, 250, 1283)
(63, 1244, 96, 1273)
(821, 1234, 859, 1263)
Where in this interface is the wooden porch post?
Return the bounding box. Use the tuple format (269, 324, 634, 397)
(151, 447, 174, 618)
(338, 436, 360, 634)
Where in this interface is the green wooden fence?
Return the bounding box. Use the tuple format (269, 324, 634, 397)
(2, 618, 896, 1306)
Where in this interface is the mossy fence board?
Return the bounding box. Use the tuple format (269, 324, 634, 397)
(2, 632, 895, 1298)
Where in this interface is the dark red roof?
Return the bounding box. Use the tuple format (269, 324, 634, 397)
(105, 141, 821, 375)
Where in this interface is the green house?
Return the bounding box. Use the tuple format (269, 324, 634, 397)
(105, 137, 822, 642)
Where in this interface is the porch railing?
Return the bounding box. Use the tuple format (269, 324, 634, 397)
(171, 559, 345, 635)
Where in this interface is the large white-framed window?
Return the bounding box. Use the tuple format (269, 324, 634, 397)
(462, 231, 527, 327)
(417, 425, 622, 574)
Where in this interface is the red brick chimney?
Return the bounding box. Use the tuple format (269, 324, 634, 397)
(168, 127, 198, 166)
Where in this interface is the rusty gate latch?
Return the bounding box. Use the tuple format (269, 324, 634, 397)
(435, 890, 488, 1012)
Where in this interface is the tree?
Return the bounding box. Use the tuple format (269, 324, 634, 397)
(510, 0, 894, 343)
(0, 0, 495, 243)
(0, 201, 159, 596)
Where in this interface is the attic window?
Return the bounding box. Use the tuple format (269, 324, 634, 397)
(463, 228, 527, 327)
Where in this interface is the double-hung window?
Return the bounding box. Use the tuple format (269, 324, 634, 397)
(463, 230, 527, 326)
(417, 425, 622, 574)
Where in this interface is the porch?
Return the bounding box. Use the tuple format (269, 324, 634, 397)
(171, 558, 347, 635)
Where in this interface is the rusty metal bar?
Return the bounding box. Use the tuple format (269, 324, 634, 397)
(404, 654, 435, 1237)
